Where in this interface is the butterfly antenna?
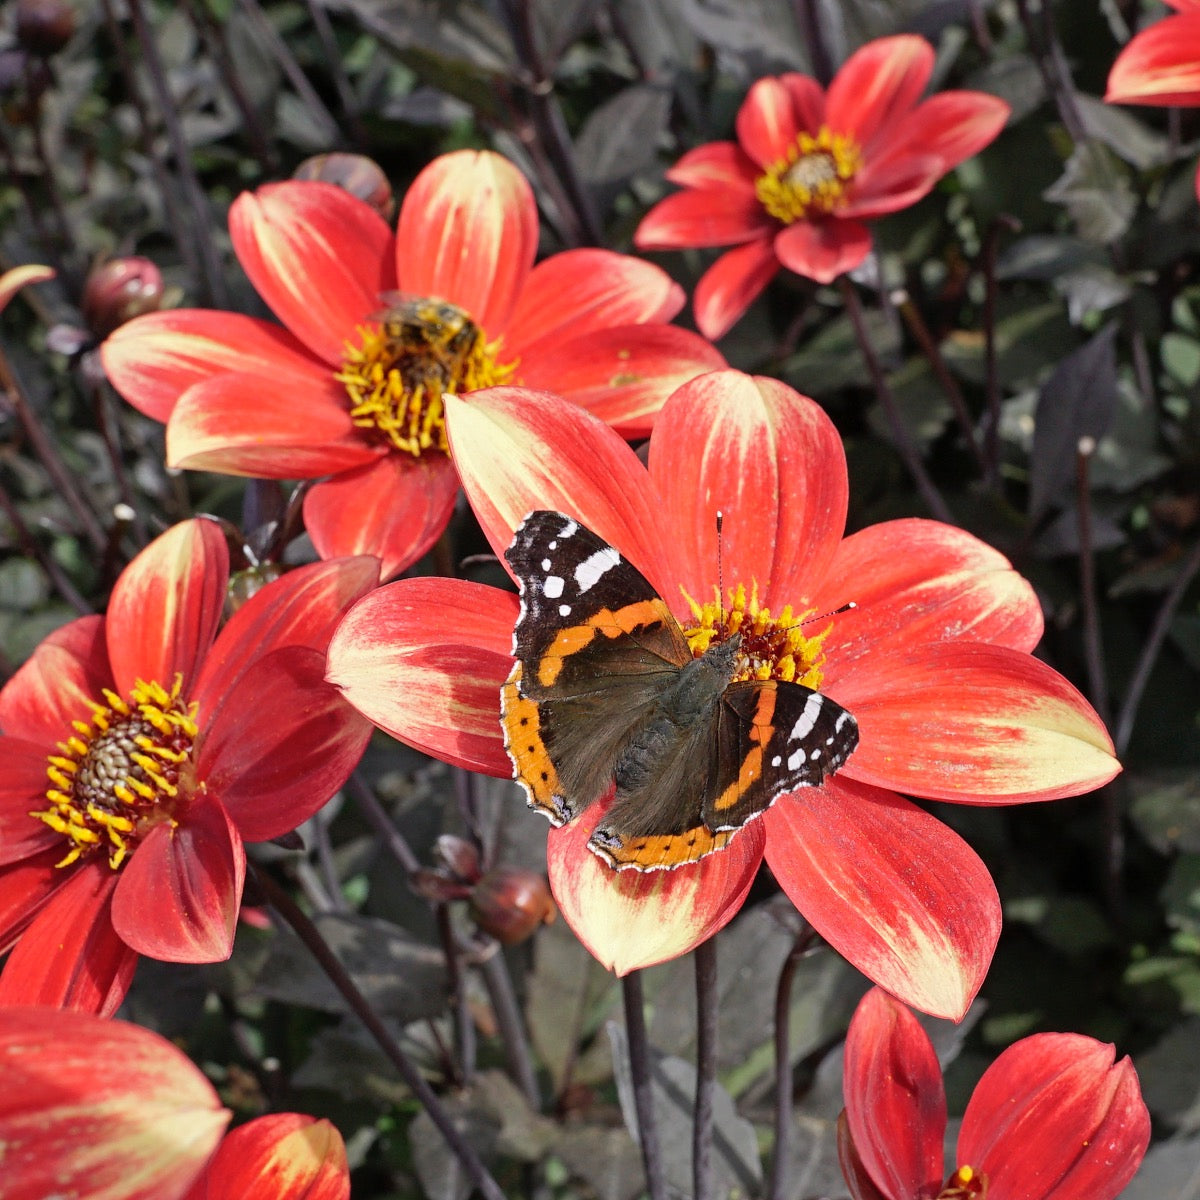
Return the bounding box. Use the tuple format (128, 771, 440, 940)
(715, 510, 726, 637)
(801, 601, 857, 626)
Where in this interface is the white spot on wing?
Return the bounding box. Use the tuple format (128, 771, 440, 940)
(558, 604, 571, 616)
(541, 558, 552, 571)
(559, 518, 579, 538)
(789, 692, 825, 743)
(543, 575, 565, 599)
(575, 547, 621, 593)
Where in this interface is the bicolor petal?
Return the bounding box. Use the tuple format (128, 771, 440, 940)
(634, 186, 769, 250)
(736, 75, 805, 168)
(1106, 12, 1200, 106)
(692, 237, 780, 340)
(773, 218, 873, 283)
(826, 35, 934, 146)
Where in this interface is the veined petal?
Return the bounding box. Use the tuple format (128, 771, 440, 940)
(826, 35, 934, 144)
(839, 153, 947, 219)
(837, 1117, 893, 1200)
(773, 218, 873, 283)
(443, 388, 671, 588)
(547, 797, 764, 975)
(101, 310, 328, 423)
(396, 149, 538, 335)
(112, 795, 245, 963)
(737, 75, 805, 168)
(0, 1008, 229, 1200)
(0, 846, 70, 946)
(504, 249, 684, 360)
(665, 141, 759, 189)
(1106, 13, 1200, 106)
(874, 91, 1009, 174)
(842, 988, 946, 1200)
(959, 1034, 1150, 1200)
(303, 452, 460, 582)
(230, 181, 395, 366)
(517, 324, 726, 440)
(0, 860, 138, 1016)
(0, 739, 59, 864)
(650, 370, 849, 614)
(166, 371, 380, 478)
(0, 615, 109, 745)
(764, 779, 1000, 1020)
(692, 238, 780, 340)
(196, 647, 371, 842)
(326, 578, 518, 776)
(106, 519, 228, 699)
(633, 186, 769, 250)
(835, 643, 1120, 802)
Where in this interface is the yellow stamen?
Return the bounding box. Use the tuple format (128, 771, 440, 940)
(755, 126, 861, 224)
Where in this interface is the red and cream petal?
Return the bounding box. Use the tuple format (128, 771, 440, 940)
(503, 249, 684, 360)
(1105, 12, 1200, 106)
(665, 141, 759, 189)
(396, 149, 539, 336)
(825, 35, 933, 145)
(813, 519, 1044, 687)
(633, 186, 769, 251)
(326, 578, 518, 777)
(842, 988, 946, 1200)
(835, 642, 1120, 803)
(230, 181, 395, 366)
(106, 519, 228, 700)
(692, 237, 780, 340)
(0, 1008, 229, 1200)
(444, 388, 673, 590)
(838, 153, 947, 220)
(773, 218, 873, 283)
(736, 75, 806, 168)
(0, 859, 138, 1016)
(764, 779, 1000, 1021)
(517, 324, 726, 440)
(303, 453, 460, 582)
(959, 1034, 1150, 1200)
(111, 794, 245, 963)
(101, 309, 329, 424)
(649, 370, 848, 614)
(0, 739, 59, 864)
(196, 647, 371, 842)
(0, 614, 109, 745)
(875, 91, 1010, 174)
(0, 263, 54, 315)
(546, 798, 765, 975)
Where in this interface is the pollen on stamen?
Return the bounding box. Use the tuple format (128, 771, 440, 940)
(755, 126, 862, 224)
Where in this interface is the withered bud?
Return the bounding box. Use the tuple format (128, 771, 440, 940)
(83, 257, 164, 337)
(16, 0, 76, 57)
(434, 834, 481, 882)
(293, 153, 395, 221)
(226, 563, 286, 613)
(468, 866, 556, 945)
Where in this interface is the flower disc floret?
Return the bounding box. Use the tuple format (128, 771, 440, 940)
(755, 128, 862, 223)
(938, 1164, 986, 1199)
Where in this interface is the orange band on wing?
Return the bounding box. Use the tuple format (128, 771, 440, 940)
(500, 662, 570, 824)
(710, 685, 777, 815)
(536, 599, 673, 688)
(589, 823, 738, 871)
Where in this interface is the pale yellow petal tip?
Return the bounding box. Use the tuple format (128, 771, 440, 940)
(0, 264, 55, 315)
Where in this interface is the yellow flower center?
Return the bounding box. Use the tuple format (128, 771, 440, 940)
(336, 295, 518, 457)
(939, 1165, 988, 1199)
(755, 127, 861, 223)
(682, 582, 831, 689)
(31, 676, 198, 870)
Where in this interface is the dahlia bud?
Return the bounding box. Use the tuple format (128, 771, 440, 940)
(226, 563, 285, 612)
(15, 0, 76, 57)
(468, 867, 556, 945)
(433, 834, 480, 882)
(292, 153, 395, 221)
(83, 257, 164, 337)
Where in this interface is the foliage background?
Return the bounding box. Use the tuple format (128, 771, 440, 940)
(2, 0, 1200, 1195)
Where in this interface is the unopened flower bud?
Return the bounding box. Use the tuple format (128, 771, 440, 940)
(83, 257, 164, 337)
(434, 834, 480, 882)
(293, 153, 395, 221)
(226, 563, 286, 612)
(469, 866, 556, 945)
(16, 0, 76, 57)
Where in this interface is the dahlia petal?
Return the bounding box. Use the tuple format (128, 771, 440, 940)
(190, 1114, 350, 1200)
(826, 35, 934, 144)
(230, 181, 395, 365)
(112, 795, 245, 963)
(101, 309, 329, 423)
(396, 149, 538, 335)
(0, 860, 138, 1015)
(836, 1117, 893, 1200)
(839, 153, 947, 220)
(0, 846, 66, 946)
(692, 237, 780, 340)
(842, 988, 946, 1200)
(813, 518, 1044, 688)
(0, 738, 59, 864)
(0, 263, 54, 315)
(303, 452, 460, 582)
(194, 556, 379, 721)
(0, 614, 109, 745)
(875, 91, 1009, 174)
(196, 647, 371, 842)
(106, 519, 229, 699)
(959, 1034, 1150, 1200)
(764, 779, 1000, 1020)
(518, 324, 726, 440)
(166, 372, 379, 479)
(504, 249, 684, 360)
(773, 219, 873, 283)
(0, 1008, 229, 1200)
(443, 388, 673, 590)
(326, 578, 517, 776)
(737, 75, 803, 168)
(649, 370, 848, 614)
(664, 141, 759, 189)
(835, 643, 1121, 802)
(633, 186, 769, 250)
(1105, 13, 1200, 106)
(547, 797, 765, 975)
(782, 72, 827, 132)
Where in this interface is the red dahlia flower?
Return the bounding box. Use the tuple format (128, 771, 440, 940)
(839, 988, 1150, 1200)
(100, 150, 724, 580)
(0, 1007, 349, 1200)
(326, 371, 1118, 1019)
(0, 520, 374, 1015)
(1106, 1, 1200, 199)
(634, 35, 1010, 338)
